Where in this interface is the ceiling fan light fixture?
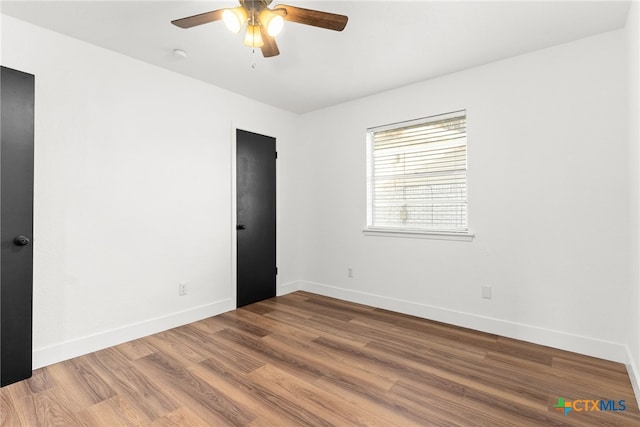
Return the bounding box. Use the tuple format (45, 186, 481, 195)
(172, 2, 349, 58)
(260, 9, 284, 37)
(222, 6, 247, 33)
(243, 24, 264, 48)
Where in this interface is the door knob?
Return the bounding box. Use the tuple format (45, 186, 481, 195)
(13, 235, 30, 246)
(236, 224, 246, 230)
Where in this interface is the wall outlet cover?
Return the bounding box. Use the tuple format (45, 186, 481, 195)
(482, 286, 492, 299)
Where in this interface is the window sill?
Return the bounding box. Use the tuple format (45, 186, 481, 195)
(362, 228, 475, 242)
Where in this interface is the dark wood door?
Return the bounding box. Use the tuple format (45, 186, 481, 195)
(236, 129, 276, 307)
(1, 66, 35, 387)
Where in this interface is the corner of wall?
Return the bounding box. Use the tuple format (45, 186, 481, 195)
(278, 280, 302, 296)
(626, 0, 640, 409)
(627, 349, 640, 410)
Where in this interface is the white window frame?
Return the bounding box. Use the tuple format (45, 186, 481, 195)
(364, 110, 474, 241)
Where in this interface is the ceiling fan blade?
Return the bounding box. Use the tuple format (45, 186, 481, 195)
(171, 9, 224, 29)
(260, 26, 280, 57)
(274, 4, 348, 31)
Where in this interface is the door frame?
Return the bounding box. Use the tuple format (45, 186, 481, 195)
(230, 123, 279, 308)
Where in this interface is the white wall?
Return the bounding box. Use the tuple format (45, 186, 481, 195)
(1, 15, 298, 368)
(288, 29, 630, 362)
(626, 0, 640, 401)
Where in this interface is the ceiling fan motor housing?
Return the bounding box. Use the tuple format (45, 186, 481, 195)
(171, 0, 348, 57)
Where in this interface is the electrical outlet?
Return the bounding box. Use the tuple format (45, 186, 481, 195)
(179, 282, 187, 296)
(347, 267, 353, 278)
(482, 285, 492, 299)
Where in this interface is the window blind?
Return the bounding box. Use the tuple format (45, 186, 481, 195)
(367, 111, 467, 232)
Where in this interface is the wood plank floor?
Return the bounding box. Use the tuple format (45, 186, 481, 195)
(2, 291, 639, 426)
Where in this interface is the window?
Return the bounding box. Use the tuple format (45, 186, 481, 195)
(366, 110, 470, 238)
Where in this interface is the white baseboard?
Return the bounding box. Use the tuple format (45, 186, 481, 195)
(298, 280, 630, 364)
(626, 346, 640, 409)
(32, 279, 635, 399)
(277, 280, 301, 296)
(32, 298, 235, 369)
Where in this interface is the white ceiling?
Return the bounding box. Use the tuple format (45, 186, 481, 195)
(0, 0, 631, 113)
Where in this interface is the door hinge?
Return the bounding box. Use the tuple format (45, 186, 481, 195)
(275, 151, 278, 159)
(276, 266, 278, 275)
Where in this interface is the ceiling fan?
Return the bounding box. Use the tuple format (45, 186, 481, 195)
(171, 0, 348, 58)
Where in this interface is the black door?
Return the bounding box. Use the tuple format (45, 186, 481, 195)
(1, 66, 35, 387)
(236, 129, 276, 307)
